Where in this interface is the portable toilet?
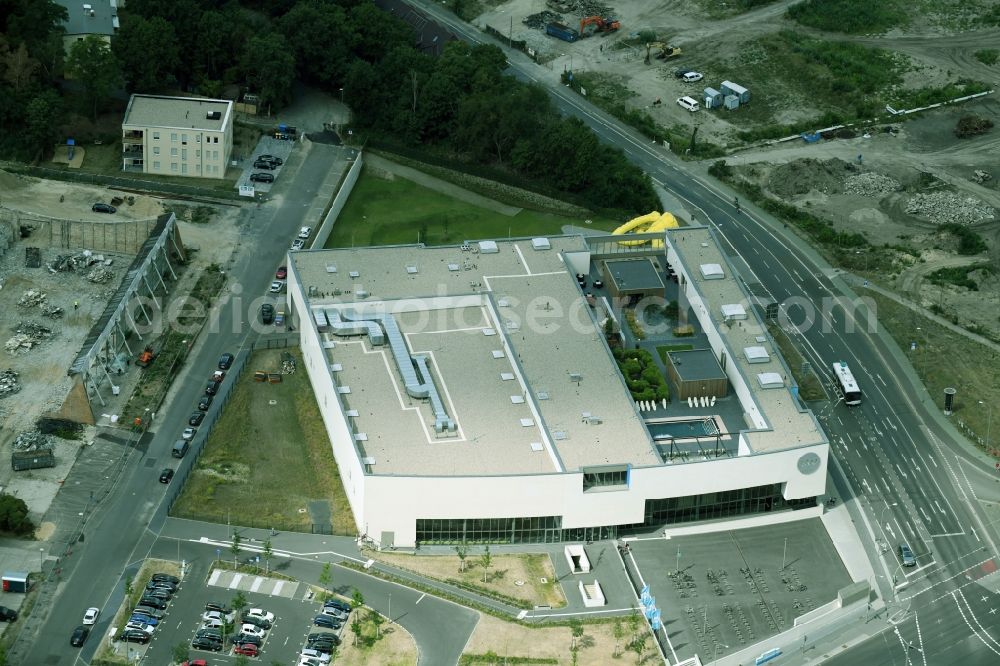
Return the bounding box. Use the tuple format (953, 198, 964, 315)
(66, 138, 75, 161)
(2, 572, 30, 593)
(703, 87, 723, 109)
(721, 80, 750, 104)
(723, 95, 740, 110)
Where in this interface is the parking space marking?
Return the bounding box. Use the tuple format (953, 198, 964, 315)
(273, 581, 285, 596)
(250, 577, 264, 593)
(207, 569, 221, 586)
(229, 573, 244, 589)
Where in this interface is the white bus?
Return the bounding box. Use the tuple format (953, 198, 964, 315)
(832, 361, 861, 406)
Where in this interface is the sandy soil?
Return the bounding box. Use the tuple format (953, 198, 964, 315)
(465, 613, 645, 665)
(0, 169, 164, 221)
(336, 618, 418, 666)
(374, 551, 566, 607)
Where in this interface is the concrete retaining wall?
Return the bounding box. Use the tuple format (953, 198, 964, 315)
(313, 152, 364, 249)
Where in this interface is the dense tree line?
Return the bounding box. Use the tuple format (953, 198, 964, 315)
(1, 0, 656, 212)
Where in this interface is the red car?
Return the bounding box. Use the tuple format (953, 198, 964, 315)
(275, 266, 287, 280)
(234, 643, 259, 656)
(181, 661, 208, 666)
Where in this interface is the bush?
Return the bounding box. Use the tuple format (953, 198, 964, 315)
(955, 115, 994, 138)
(975, 49, 999, 66)
(786, 0, 907, 34)
(0, 494, 35, 536)
(939, 223, 987, 255)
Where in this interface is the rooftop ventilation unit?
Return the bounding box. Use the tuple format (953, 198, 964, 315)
(537, 391, 550, 400)
(530, 442, 544, 452)
(482, 328, 497, 336)
(500, 372, 515, 381)
(510, 395, 525, 404)
(406, 266, 418, 274)
(491, 350, 505, 358)
(349, 271, 360, 278)
(569, 373, 583, 383)
(479, 240, 499, 254)
(345, 409, 358, 417)
(744, 346, 770, 363)
(354, 433, 368, 441)
(531, 237, 551, 250)
(700, 263, 724, 279)
(721, 303, 747, 320)
(553, 431, 568, 440)
(448, 263, 459, 271)
(206, 111, 222, 120)
(326, 264, 337, 273)
(756, 372, 784, 389)
(520, 418, 535, 427)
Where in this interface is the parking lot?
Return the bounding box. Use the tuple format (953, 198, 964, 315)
(627, 520, 851, 662)
(238, 134, 297, 193)
(138, 564, 347, 664)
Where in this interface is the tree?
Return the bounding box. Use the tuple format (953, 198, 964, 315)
(569, 618, 584, 650)
(241, 33, 295, 110)
(368, 607, 385, 640)
(350, 617, 362, 647)
(66, 36, 121, 120)
(230, 532, 242, 568)
(114, 15, 179, 92)
(1, 40, 39, 93)
(0, 494, 34, 535)
(231, 590, 248, 616)
(124, 575, 134, 601)
(455, 544, 469, 573)
(627, 606, 641, 643)
(612, 616, 625, 657)
(234, 656, 250, 666)
(480, 545, 492, 584)
(278, 1, 351, 85)
(262, 538, 273, 574)
(171, 641, 189, 664)
(351, 588, 365, 610)
(2, 0, 68, 78)
(319, 562, 332, 593)
(630, 633, 647, 664)
(24, 89, 63, 152)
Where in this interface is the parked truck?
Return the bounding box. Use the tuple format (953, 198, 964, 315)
(11, 448, 55, 471)
(546, 22, 578, 42)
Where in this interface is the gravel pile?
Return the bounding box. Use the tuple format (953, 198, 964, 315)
(844, 172, 900, 197)
(86, 266, 115, 283)
(47, 249, 111, 274)
(13, 429, 51, 452)
(905, 192, 996, 225)
(0, 368, 19, 398)
(5, 320, 54, 354)
(281, 352, 296, 375)
(41, 305, 63, 319)
(17, 289, 47, 307)
(524, 11, 563, 29)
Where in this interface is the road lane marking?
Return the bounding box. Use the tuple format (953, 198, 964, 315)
(416, 593, 426, 604)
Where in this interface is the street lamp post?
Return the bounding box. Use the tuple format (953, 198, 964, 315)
(712, 642, 730, 663)
(980, 400, 993, 450)
(39, 547, 44, 571)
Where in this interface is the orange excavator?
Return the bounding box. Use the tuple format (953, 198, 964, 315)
(580, 16, 621, 37)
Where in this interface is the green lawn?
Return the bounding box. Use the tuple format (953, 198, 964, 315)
(172, 348, 355, 534)
(325, 171, 620, 249)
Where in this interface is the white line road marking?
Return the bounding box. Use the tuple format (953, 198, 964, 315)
(973, 527, 981, 542)
(896, 464, 908, 480)
(914, 612, 928, 666)
(887, 523, 897, 540)
(934, 500, 945, 515)
(910, 457, 921, 473)
(953, 590, 1000, 655)
(416, 593, 426, 604)
(877, 373, 888, 387)
(919, 506, 932, 523)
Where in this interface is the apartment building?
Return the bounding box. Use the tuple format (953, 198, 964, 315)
(56, 1, 119, 54)
(121, 95, 233, 180)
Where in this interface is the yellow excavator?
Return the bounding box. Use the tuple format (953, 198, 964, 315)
(645, 42, 681, 64)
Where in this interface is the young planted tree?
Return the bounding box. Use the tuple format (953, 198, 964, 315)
(124, 575, 134, 602)
(613, 616, 625, 657)
(480, 545, 492, 584)
(350, 617, 363, 647)
(569, 617, 584, 650)
(627, 606, 641, 643)
(455, 544, 469, 573)
(262, 538, 273, 574)
(630, 633, 647, 664)
(171, 641, 189, 663)
(230, 532, 242, 568)
(369, 607, 385, 640)
(231, 591, 248, 616)
(351, 588, 365, 610)
(319, 561, 332, 594)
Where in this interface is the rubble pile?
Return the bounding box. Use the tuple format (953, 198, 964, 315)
(523, 11, 563, 28)
(844, 172, 900, 197)
(86, 266, 115, 283)
(281, 352, 297, 375)
(905, 192, 996, 225)
(973, 169, 992, 184)
(0, 368, 20, 398)
(13, 429, 51, 452)
(17, 289, 47, 308)
(42, 305, 64, 319)
(546, 0, 613, 16)
(5, 321, 54, 354)
(47, 249, 112, 274)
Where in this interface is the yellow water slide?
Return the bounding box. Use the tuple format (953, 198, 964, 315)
(612, 211, 680, 247)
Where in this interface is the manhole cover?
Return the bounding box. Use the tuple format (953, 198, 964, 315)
(514, 580, 525, 586)
(540, 577, 548, 583)
(268, 400, 277, 405)
(298, 508, 307, 513)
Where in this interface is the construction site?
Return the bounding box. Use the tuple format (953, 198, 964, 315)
(0, 168, 240, 528)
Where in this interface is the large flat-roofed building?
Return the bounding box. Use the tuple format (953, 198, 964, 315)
(121, 95, 233, 179)
(286, 228, 828, 548)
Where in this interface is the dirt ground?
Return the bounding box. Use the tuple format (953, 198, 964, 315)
(374, 551, 566, 607)
(465, 613, 649, 665)
(336, 614, 418, 666)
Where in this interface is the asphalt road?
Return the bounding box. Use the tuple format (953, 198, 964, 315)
(399, 1, 1000, 662)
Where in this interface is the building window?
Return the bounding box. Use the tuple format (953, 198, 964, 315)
(170, 132, 177, 142)
(152, 161, 160, 170)
(152, 131, 160, 140)
(181, 133, 187, 144)
(196, 150, 200, 157)
(170, 162, 177, 172)
(152, 147, 160, 155)
(416, 515, 563, 546)
(582, 465, 629, 492)
(213, 136, 219, 143)
(181, 148, 187, 159)
(196, 135, 201, 143)
(213, 150, 218, 160)
(181, 164, 187, 174)
(170, 147, 177, 157)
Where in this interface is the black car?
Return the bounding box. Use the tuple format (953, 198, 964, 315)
(92, 202, 117, 213)
(205, 379, 221, 395)
(145, 588, 171, 600)
(673, 68, 693, 78)
(258, 154, 283, 165)
(196, 628, 223, 639)
(146, 579, 177, 592)
(70, 625, 89, 647)
(313, 614, 339, 629)
(241, 614, 271, 630)
(323, 599, 351, 613)
(198, 394, 213, 411)
(191, 637, 223, 651)
(188, 411, 204, 426)
(250, 172, 274, 183)
(119, 629, 150, 643)
(261, 303, 275, 324)
(218, 353, 234, 370)
(0, 606, 18, 622)
(308, 633, 340, 647)
(138, 595, 167, 609)
(253, 160, 276, 170)
(159, 468, 174, 484)
(134, 605, 164, 619)
(204, 602, 230, 613)
(152, 573, 180, 584)
(234, 633, 262, 647)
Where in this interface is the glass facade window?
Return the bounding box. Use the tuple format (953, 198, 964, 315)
(416, 516, 562, 545)
(582, 465, 629, 492)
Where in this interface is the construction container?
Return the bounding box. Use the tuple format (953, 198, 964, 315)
(720, 80, 749, 104)
(11, 449, 55, 471)
(723, 95, 740, 110)
(703, 87, 723, 109)
(2, 572, 30, 593)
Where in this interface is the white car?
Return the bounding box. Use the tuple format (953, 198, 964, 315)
(124, 621, 154, 634)
(269, 280, 285, 294)
(682, 71, 704, 82)
(300, 648, 332, 663)
(182, 427, 196, 441)
(319, 606, 347, 619)
(246, 608, 275, 623)
(298, 226, 313, 240)
(240, 623, 265, 638)
(291, 238, 305, 251)
(202, 618, 225, 629)
(676, 96, 700, 113)
(202, 610, 235, 623)
(83, 607, 100, 625)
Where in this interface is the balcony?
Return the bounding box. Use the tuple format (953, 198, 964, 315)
(122, 144, 143, 157)
(122, 131, 144, 144)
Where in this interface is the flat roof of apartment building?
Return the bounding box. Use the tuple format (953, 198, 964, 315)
(122, 95, 232, 132)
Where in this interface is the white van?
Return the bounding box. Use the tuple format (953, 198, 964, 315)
(677, 96, 700, 112)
